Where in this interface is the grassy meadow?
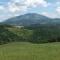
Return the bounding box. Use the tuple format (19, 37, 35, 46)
(0, 42, 60, 60)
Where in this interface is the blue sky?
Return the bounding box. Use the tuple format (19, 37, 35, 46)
(0, 0, 60, 21)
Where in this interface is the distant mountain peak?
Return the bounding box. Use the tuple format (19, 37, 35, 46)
(1, 13, 60, 26)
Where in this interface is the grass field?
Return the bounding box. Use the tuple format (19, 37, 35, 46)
(0, 42, 60, 60)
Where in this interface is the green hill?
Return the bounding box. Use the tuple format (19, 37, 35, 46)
(0, 42, 60, 60)
(0, 24, 33, 44)
(0, 24, 60, 44)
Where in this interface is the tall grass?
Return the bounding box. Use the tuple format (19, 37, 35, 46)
(0, 42, 60, 60)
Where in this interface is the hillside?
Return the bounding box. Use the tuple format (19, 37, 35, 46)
(2, 13, 60, 26)
(0, 25, 33, 44)
(0, 24, 60, 44)
(0, 42, 60, 60)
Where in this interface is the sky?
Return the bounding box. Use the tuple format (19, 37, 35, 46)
(0, 0, 60, 22)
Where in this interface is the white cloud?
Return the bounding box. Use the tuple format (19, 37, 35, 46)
(24, 0, 50, 8)
(0, 5, 4, 10)
(0, 0, 51, 14)
(8, 3, 20, 13)
(9, 0, 27, 13)
(6, 1, 28, 14)
(41, 12, 57, 18)
(56, 7, 60, 14)
(5, 0, 50, 14)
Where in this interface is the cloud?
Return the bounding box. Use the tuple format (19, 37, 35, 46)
(7, 2, 27, 13)
(41, 12, 57, 18)
(56, 7, 60, 14)
(0, 0, 52, 14)
(24, 0, 51, 8)
(7, 0, 52, 14)
(3, 0, 51, 15)
(0, 5, 4, 10)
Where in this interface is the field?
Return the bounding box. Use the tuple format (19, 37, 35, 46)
(0, 42, 60, 60)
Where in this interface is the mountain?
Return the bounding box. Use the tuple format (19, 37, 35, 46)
(2, 13, 53, 26)
(2, 13, 60, 26)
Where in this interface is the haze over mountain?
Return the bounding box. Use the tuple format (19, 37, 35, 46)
(2, 13, 60, 26)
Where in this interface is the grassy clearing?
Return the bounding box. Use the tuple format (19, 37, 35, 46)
(0, 42, 60, 60)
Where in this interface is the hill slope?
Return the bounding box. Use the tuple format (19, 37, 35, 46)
(2, 13, 52, 26)
(2, 13, 60, 26)
(0, 24, 60, 44)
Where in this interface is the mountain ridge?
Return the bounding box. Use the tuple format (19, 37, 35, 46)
(2, 13, 60, 26)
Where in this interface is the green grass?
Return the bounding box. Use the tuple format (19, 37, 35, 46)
(0, 42, 60, 60)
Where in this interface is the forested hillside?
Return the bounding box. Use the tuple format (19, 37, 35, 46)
(0, 24, 60, 44)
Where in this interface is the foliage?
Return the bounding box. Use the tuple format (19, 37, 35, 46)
(0, 24, 60, 44)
